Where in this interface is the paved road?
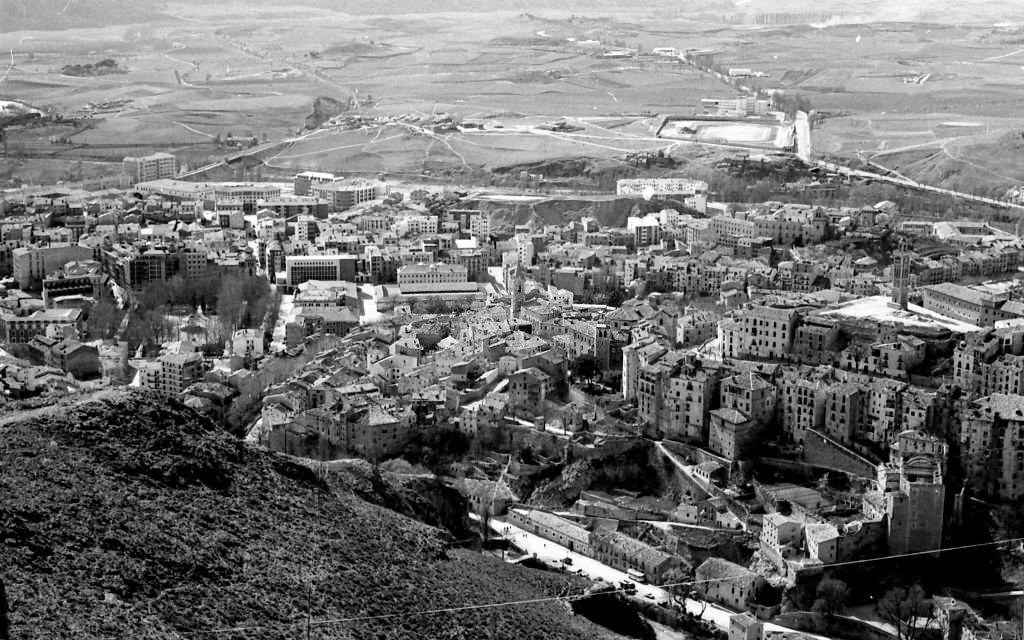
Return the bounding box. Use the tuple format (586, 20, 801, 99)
(491, 514, 738, 631)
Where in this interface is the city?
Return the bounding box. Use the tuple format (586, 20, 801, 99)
(5, 2, 1024, 640)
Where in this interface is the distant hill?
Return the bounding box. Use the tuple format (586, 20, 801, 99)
(0, 390, 624, 640)
(0, 0, 168, 31)
(2, 0, 1021, 32)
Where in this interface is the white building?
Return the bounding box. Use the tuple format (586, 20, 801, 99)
(124, 152, 177, 183)
(397, 263, 476, 294)
(232, 328, 265, 358)
(616, 178, 709, 213)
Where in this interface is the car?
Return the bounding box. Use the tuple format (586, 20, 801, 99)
(619, 581, 637, 593)
(643, 593, 656, 600)
(562, 557, 573, 565)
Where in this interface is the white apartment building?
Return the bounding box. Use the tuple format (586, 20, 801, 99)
(124, 152, 177, 183)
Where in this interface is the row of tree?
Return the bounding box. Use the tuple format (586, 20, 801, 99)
(123, 274, 272, 355)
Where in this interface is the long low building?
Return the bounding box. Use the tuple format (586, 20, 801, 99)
(371, 284, 486, 313)
(507, 508, 592, 555)
(920, 282, 1020, 327)
(397, 262, 477, 294)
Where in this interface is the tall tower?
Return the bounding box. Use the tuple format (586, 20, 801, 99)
(892, 238, 910, 310)
(509, 260, 525, 323)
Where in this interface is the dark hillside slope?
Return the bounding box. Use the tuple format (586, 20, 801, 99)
(0, 390, 620, 640)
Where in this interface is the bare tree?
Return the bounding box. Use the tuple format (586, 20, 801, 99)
(878, 584, 933, 640)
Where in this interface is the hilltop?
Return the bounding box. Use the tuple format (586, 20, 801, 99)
(0, 390, 625, 640)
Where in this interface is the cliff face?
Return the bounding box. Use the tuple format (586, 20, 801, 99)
(0, 390, 622, 640)
(527, 442, 672, 508)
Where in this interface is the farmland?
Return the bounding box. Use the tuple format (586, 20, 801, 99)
(690, 19, 1024, 193)
(2, 2, 1024, 191)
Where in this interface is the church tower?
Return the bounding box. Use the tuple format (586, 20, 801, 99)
(509, 259, 525, 323)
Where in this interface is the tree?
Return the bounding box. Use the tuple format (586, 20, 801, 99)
(812, 578, 849, 618)
(571, 354, 602, 388)
(86, 298, 122, 340)
(661, 566, 703, 616)
(878, 584, 932, 640)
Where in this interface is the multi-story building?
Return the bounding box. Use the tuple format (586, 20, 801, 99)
(136, 352, 204, 396)
(627, 214, 663, 247)
(695, 558, 765, 611)
(123, 152, 177, 184)
(312, 180, 389, 212)
(709, 407, 755, 460)
(396, 263, 475, 294)
(959, 393, 1024, 501)
(0, 308, 82, 344)
(719, 372, 776, 427)
(877, 430, 947, 555)
(616, 178, 708, 213)
(823, 382, 864, 444)
(285, 255, 359, 289)
(563, 318, 614, 369)
(779, 371, 825, 444)
(257, 196, 330, 219)
(12, 244, 94, 290)
(700, 96, 772, 117)
(293, 171, 341, 196)
(508, 367, 550, 417)
(921, 283, 1016, 327)
(663, 360, 721, 441)
(101, 244, 209, 289)
(954, 329, 1024, 396)
(719, 303, 804, 361)
(211, 184, 283, 213)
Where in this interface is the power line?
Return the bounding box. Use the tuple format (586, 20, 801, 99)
(181, 534, 1024, 636)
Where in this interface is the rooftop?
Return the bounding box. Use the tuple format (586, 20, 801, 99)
(818, 295, 982, 334)
(696, 557, 757, 580)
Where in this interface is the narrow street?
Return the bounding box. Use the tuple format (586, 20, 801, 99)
(489, 514, 825, 639)
(486, 515, 737, 630)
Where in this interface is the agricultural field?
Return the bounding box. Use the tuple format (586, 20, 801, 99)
(0, 7, 734, 184)
(3, 2, 1024, 188)
(693, 20, 1024, 193)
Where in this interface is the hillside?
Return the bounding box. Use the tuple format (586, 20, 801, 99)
(0, 0, 167, 31)
(0, 390, 625, 640)
(876, 132, 1024, 199)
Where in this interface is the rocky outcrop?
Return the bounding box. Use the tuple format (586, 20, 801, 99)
(324, 460, 474, 539)
(1, 390, 623, 640)
(527, 442, 670, 508)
